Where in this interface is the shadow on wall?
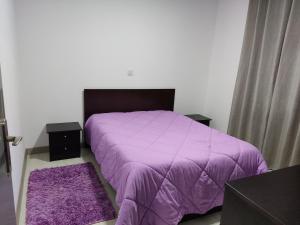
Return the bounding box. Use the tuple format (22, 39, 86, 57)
(33, 125, 48, 149)
(27, 125, 49, 162)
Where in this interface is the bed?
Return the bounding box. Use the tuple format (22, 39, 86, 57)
(84, 89, 267, 225)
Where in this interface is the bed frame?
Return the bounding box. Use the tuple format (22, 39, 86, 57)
(82, 88, 221, 222)
(83, 89, 175, 124)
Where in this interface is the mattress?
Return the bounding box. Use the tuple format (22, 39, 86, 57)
(85, 110, 267, 225)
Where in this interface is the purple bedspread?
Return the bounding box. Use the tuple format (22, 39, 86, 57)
(85, 111, 267, 225)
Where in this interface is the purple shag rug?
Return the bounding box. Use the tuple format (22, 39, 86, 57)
(26, 163, 116, 225)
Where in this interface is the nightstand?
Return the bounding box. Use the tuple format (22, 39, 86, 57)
(185, 114, 212, 126)
(46, 122, 82, 161)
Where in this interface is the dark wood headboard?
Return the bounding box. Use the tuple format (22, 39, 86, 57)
(83, 89, 175, 124)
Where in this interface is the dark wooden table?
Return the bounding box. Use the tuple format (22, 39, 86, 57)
(221, 165, 300, 225)
(185, 114, 212, 126)
(46, 122, 82, 161)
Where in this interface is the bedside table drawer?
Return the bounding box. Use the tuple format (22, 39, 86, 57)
(49, 142, 80, 161)
(49, 131, 79, 147)
(48, 131, 81, 161)
(50, 144, 80, 159)
(50, 142, 80, 152)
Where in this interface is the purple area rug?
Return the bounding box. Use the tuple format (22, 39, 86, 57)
(26, 163, 116, 225)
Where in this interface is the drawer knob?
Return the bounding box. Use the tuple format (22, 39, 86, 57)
(64, 147, 68, 150)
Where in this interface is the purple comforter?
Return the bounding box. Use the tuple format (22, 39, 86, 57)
(85, 111, 267, 225)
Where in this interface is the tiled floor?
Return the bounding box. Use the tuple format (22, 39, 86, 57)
(18, 148, 220, 225)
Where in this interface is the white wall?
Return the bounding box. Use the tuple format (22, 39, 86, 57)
(0, 0, 26, 208)
(204, 0, 249, 132)
(15, 0, 219, 148)
(14, 0, 249, 148)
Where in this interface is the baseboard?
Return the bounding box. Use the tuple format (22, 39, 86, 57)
(26, 146, 49, 154)
(16, 146, 49, 222)
(16, 148, 27, 224)
(26, 144, 86, 155)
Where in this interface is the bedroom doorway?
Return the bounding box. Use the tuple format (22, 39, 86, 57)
(0, 66, 17, 225)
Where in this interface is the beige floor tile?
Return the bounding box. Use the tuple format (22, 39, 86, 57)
(18, 148, 220, 225)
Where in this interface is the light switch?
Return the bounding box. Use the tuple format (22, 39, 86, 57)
(127, 70, 134, 76)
